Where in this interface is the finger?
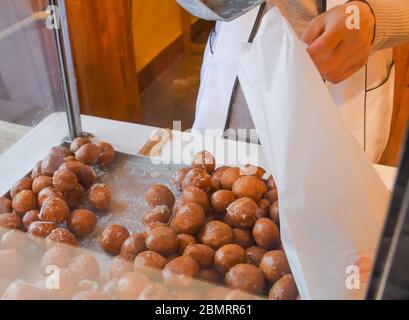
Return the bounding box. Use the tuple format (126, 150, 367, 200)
(301, 15, 325, 45)
(326, 59, 367, 84)
(319, 41, 361, 77)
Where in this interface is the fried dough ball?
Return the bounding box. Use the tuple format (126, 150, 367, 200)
(22, 210, 39, 231)
(31, 161, 43, 179)
(134, 251, 167, 271)
(220, 167, 241, 190)
(212, 166, 230, 183)
(10, 177, 33, 198)
(59, 160, 96, 188)
(232, 176, 267, 202)
(2, 280, 43, 300)
(0, 196, 12, 214)
(52, 169, 78, 192)
(39, 197, 69, 224)
(67, 209, 97, 238)
(252, 218, 280, 250)
(269, 201, 280, 226)
(117, 272, 150, 300)
(0, 212, 21, 230)
(97, 142, 115, 167)
(263, 189, 278, 204)
(170, 203, 205, 235)
(63, 183, 85, 209)
(145, 184, 175, 209)
(259, 250, 291, 284)
(87, 183, 112, 210)
(32, 176, 53, 194)
(259, 199, 271, 210)
(42, 147, 71, 176)
(171, 167, 190, 191)
(255, 208, 268, 219)
(211, 190, 236, 213)
(12, 190, 38, 214)
(70, 137, 91, 153)
(177, 234, 197, 255)
(183, 186, 209, 209)
(143, 205, 171, 225)
(27, 221, 57, 239)
(145, 226, 178, 256)
(269, 274, 298, 300)
(199, 221, 233, 250)
(240, 164, 266, 179)
(225, 264, 265, 294)
(267, 175, 277, 190)
(37, 187, 64, 208)
(0, 249, 23, 279)
(198, 269, 220, 283)
(0, 229, 28, 253)
(99, 225, 130, 255)
(246, 246, 267, 267)
(46, 228, 77, 248)
(183, 244, 215, 269)
(232, 228, 254, 249)
(110, 255, 134, 279)
(75, 143, 100, 166)
(69, 254, 100, 281)
(191, 150, 216, 173)
(40, 246, 72, 275)
(172, 195, 186, 215)
(79, 165, 97, 188)
(214, 244, 247, 274)
(44, 267, 79, 300)
(120, 233, 147, 261)
(162, 256, 199, 288)
(225, 197, 258, 229)
(181, 168, 212, 191)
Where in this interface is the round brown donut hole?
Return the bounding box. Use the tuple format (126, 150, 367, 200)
(170, 202, 205, 235)
(165, 253, 179, 264)
(269, 274, 298, 300)
(191, 150, 216, 173)
(79, 165, 97, 189)
(110, 255, 134, 279)
(212, 166, 230, 181)
(40, 246, 72, 275)
(232, 228, 254, 249)
(10, 177, 33, 199)
(50, 146, 72, 158)
(32, 176, 53, 194)
(2, 280, 43, 300)
(171, 167, 190, 191)
(39, 197, 69, 224)
(162, 256, 199, 288)
(70, 137, 91, 153)
(63, 184, 85, 209)
(269, 201, 280, 226)
(96, 142, 115, 167)
(44, 267, 79, 300)
(211, 190, 236, 213)
(145, 221, 167, 233)
(210, 177, 222, 192)
(0, 212, 22, 230)
(232, 176, 267, 202)
(246, 246, 267, 267)
(69, 254, 100, 281)
(255, 208, 268, 219)
(120, 233, 147, 261)
(88, 183, 112, 210)
(260, 250, 291, 284)
(143, 205, 171, 226)
(214, 244, 247, 275)
(0, 196, 12, 214)
(0, 249, 24, 279)
(177, 234, 197, 255)
(225, 197, 258, 229)
(267, 175, 277, 190)
(183, 186, 209, 210)
(258, 199, 271, 211)
(252, 218, 280, 250)
(145, 184, 175, 209)
(183, 244, 215, 269)
(225, 263, 265, 294)
(117, 272, 150, 300)
(263, 189, 278, 204)
(52, 169, 78, 192)
(67, 209, 97, 238)
(197, 269, 220, 283)
(22, 210, 39, 232)
(75, 143, 100, 166)
(27, 221, 57, 240)
(181, 168, 212, 191)
(41, 150, 68, 177)
(198, 221, 233, 250)
(46, 228, 77, 248)
(220, 167, 241, 190)
(31, 161, 43, 179)
(64, 156, 77, 162)
(99, 225, 130, 256)
(145, 226, 178, 257)
(12, 190, 38, 214)
(0, 229, 28, 253)
(138, 282, 175, 300)
(37, 187, 64, 208)
(240, 164, 266, 179)
(72, 291, 109, 300)
(134, 251, 167, 273)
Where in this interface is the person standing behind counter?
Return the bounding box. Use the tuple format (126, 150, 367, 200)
(192, 0, 409, 162)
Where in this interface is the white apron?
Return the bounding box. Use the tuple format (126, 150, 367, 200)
(193, 1, 395, 162)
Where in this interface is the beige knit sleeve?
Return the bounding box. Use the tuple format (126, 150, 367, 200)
(365, 0, 409, 50)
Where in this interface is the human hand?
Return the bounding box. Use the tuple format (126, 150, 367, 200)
(301, 1, 375, 84)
